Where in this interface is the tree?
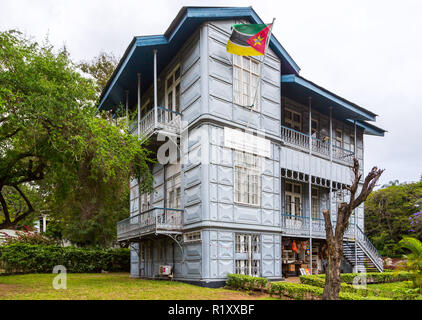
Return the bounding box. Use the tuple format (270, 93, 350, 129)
(365, 181, 422, 256)
(0, 30, 153, 242)
(322, 158, 384, 300)
(399, 236, 422, 289)
(79, 52, 118, 95)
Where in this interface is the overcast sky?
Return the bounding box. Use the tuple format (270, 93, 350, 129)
(1, 0, 421, 186)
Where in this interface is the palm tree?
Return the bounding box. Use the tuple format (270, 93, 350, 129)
(399, 236, 422, 289)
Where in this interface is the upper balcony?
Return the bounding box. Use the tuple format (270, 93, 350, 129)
(117, 207, 184, 242)
(281, 125, 355, 166)
(129, 106, 182, 139)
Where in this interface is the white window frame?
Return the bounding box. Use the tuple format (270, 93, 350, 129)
(165, 64, 181, 118)
(285, 181, 302, 217)
(335, 129, 343, 148)
(184, 231, 202, 243)
(235, 233, 261, 276)
(284, 107, 302, 131)
(233, 55, 260, 111)
(234, 151, 261, 206)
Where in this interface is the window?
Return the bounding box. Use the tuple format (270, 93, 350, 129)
(235, 234, 260, 253)
(233, 55, 260, 110)
(140, 193, 151, 212)
(285, 181, 302, 217)
(235, 234, 261, 276)
(284, 108, 302, 131)
(235, 260, 261, 276)
(165, 65, 181, 119)
(184, 231, 201, 243)
(234, 151, 261, 206)
(312, 187, 320, 219)
(335, 129, 343, 148)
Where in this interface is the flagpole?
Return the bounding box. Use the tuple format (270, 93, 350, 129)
(246, 18, 275, 131)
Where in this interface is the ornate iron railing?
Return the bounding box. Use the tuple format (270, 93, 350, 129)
(129, 106, 182, 137)
(281, 213, 355, 240)
(281, 125, 356, 166)
(117, 207, 183, 241)
(332, 145, 354, 166)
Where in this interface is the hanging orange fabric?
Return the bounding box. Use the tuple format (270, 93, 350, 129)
(292, 240, 298, 253)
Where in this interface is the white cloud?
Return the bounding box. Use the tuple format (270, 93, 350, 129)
(1, 0, 420, 185)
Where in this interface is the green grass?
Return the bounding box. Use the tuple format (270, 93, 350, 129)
(0, 273, 273, 300)
(367, 281, 422, 300)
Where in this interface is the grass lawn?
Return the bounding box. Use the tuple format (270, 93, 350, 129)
(367, 281, 422, 299)
(0, 273, 275, 300)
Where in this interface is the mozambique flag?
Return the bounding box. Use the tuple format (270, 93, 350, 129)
(226, 23, 272, 56)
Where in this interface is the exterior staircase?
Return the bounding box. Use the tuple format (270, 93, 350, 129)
(342, 226, 383, 272)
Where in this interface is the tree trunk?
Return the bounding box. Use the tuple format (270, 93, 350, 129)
(321, 159, 383, 300)
(322, 242, 343, 300)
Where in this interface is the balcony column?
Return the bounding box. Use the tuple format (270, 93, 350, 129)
(354, 119, 358, 269)
(125, 90, 129, 129)
(153, 49, 158, 129)
(308, 96, 313, 275)
(137, 73, 141, 139)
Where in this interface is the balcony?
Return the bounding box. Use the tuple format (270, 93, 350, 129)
(129, 106, 182, 138)
(281, 125, 355, 166)
(281, 214, 355, 239)
(117, 207, 183, 241)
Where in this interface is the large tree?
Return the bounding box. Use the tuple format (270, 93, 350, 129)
(365, 181, 422, 256)
(322, 158, 383, 300)
(0, 30, 153, 242)
(79, 52, 118, 95)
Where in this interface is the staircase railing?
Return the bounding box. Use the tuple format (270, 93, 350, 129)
(355, 225, 383, 272)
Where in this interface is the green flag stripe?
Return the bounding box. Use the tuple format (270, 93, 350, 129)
(232, 23, 268, 35)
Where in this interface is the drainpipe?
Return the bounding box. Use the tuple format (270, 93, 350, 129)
(153, 49, 158, 129)
(308, 97, 313, 275)
(137, 73, 141, 139)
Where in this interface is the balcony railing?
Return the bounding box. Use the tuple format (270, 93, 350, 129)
(130, 106, 182, 138)
(117, 207, 183, 241)
(281, 125, 355, 166)
(281, 213, 355, 239)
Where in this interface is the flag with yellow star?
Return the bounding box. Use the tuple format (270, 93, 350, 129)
(226, 23, 272, 56)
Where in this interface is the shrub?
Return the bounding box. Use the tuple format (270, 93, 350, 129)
(269, 282, 324, 300)
(299, 271, 413, 286)
(0, 230, 58, 246)
(0, 243, 129, 274)
(226, 274, 268, 291)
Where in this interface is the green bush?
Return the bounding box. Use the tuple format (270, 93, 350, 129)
(269, 282, 324, 300)
(0, 243, 129, 274)
(226, 274, 268, 291)
(299, 271, 414, 285)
